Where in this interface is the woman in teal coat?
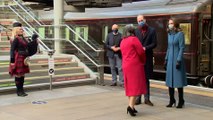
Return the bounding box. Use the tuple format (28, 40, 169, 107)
(164, 18, 187, 108)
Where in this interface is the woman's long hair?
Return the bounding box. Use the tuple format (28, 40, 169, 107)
(122, 24, 135, 38)
(11, 27, 26, 41)
(167, 18, 182, 33)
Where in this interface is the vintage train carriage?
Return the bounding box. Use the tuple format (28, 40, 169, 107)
(39, 0, 212, 84)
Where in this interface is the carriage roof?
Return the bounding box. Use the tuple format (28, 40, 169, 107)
(38, 0, 211, 20)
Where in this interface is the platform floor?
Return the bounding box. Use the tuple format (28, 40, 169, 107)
(0, 81, 213, 120)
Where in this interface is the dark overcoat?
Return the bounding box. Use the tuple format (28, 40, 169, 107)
(105, 32, 122, 58)
(135, 27, 157, 79)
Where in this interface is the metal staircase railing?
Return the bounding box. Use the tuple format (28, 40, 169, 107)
(9, 0, 104, 67)
(13, 0, 102, 51)
(23, 27, 50, 52)
(13, 0, 102, 50)
(8, 5, 50, 52)
(13, 0, 44, 26)
(7, 0, 105, 84)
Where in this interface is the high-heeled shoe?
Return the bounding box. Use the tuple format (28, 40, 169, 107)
(133, 108, 138, 113)
(176, 100, 185, 108)
(166, 99, 176, 107)
(127, 106, 136, 116)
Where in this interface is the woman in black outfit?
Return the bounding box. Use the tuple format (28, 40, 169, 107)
(9, 22, 38, 97)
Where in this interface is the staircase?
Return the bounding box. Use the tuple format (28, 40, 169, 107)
(0, 19, 13, 56)
(0, 19, 96, 92)
(0, 0, 104, 93)
(0, 55, 96, 91)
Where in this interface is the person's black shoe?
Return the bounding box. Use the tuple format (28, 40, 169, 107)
(119, 84, 124, 88)
(135, 100, 142, 105)
(166, 99, 176, 107)
(176, 100, 185, 108)
(17, 92, 27, 97)
(127, 106, 136, 117)
(133, 108, 138, 113)
(21, 91, 28, 96)
(144, 99, 154, 106)
(110, 83, 117, 86)
(17, 90, 28, 97)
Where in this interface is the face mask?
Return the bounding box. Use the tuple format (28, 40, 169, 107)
(138, 20, 146, 27)
(168, 24, 174, 30)
(112, 29, 118, 34)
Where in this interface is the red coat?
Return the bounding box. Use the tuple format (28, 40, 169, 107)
(120, 36, 147, 96)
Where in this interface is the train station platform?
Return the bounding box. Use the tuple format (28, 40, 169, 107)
(0, 80, 212, 120)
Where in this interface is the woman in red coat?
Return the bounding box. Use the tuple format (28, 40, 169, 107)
(120, 24, 147, 116)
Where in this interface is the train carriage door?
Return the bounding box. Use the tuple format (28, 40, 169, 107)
(198, 4, 212, 76)
(211, 3, 213, 74)
(103, 24, 135, 42)
(75, 26, 88, 42)
(38, 27, 45, 38)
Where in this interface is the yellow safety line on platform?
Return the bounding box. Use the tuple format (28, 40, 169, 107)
(151, 83, 213, 97)
(106, 75, 213, 97)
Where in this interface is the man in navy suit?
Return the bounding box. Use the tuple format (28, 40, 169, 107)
(105, 24, 123, 86)
(135, 15, 157, 106)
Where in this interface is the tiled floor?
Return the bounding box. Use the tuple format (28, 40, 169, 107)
(0, 85, 212, 120)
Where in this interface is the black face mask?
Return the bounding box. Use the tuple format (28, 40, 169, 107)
(112, 29, 118, 34)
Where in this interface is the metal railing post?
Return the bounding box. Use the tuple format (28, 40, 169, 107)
(48, 50, 55, 90)
(97, 45, 105, 85)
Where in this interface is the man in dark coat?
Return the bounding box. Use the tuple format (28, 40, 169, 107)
(105, 24, 123, 86)
(135, 15, 157, 106)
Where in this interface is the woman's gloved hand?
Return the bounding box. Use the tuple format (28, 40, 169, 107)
(32, 34, 39, 41)
(176, 61, 181, 69)
(164, 61, 167, 70)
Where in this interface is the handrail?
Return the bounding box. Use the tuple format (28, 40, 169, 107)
(23, 27, 45, 51)
(13, 0, 42, 26)
(8, 5, 50, 52)
(23, 27, 50, 51)
(8, 6, 39, 36)
(57, 38, 99, 67)
(36, 37, 103, 67)
(65, 24, 99, 52)
(41, 24, 103, 52)
(8, 1, 103, 67)
(11, 0, 100, 52)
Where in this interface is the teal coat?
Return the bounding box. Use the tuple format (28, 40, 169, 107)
(165, 31, 187, 88)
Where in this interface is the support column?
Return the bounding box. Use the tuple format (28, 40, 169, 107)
(54, 0, 64, 54)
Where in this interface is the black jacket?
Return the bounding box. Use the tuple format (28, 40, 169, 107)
(10, 36, 29, 63)
(105, 32, 122, 58)
(135, 26, 157, 78)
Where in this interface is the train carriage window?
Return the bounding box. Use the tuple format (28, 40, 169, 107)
(75, 26, 88, 42)
(65, 28, 70, 40)
(38, 27, 45, 38)
(180, 23, 191, 45)
(118, 24, 138, 34)
(103, 24, 138, 42)
(103, 26, 108, 42)
(118, 24, 126, 34)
